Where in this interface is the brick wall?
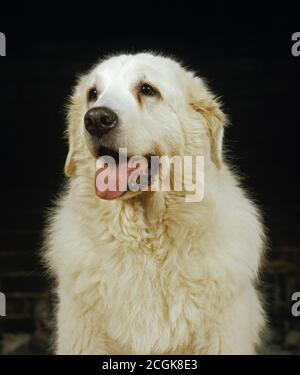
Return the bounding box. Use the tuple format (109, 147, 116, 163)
(0, 223, 52, 354)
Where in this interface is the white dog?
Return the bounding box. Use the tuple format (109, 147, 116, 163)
(44, 52, 266, 354)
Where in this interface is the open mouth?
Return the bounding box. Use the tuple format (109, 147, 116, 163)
(97, 146, 121, 161)
(95, 147, 157, 200)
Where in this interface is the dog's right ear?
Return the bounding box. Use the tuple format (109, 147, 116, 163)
(64, 75, 91, 177)
(64, 92, 82, 177)
(64, 143, 75, 177)
(64, 100, 77, 177)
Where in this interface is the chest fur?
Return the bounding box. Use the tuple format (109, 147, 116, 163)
(69, 225, 206, 354)
(58, 198, 223, 353)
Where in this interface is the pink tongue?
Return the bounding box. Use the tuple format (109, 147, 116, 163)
(95, 157, 149, 200)
(95, 160, 129, 200)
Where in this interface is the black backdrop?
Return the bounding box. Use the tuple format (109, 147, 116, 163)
(0, 4, 300, 354)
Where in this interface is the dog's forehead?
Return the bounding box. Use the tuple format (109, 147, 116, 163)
(92, 54, 184, 85)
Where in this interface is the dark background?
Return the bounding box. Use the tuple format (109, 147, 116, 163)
(0, 4, 300, 354)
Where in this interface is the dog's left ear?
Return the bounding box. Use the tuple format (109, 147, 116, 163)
(189, 76, 227, 169)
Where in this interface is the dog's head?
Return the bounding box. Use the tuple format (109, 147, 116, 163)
(65, 53, 227, 200)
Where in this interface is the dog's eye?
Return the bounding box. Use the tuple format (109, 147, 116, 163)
(140, 83, 157, 96)
(88, 88, 98, 102)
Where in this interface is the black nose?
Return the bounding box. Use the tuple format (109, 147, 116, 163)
(84, 107, 118, 137)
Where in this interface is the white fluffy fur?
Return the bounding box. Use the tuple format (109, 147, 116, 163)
(44, 53, 266, 354)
